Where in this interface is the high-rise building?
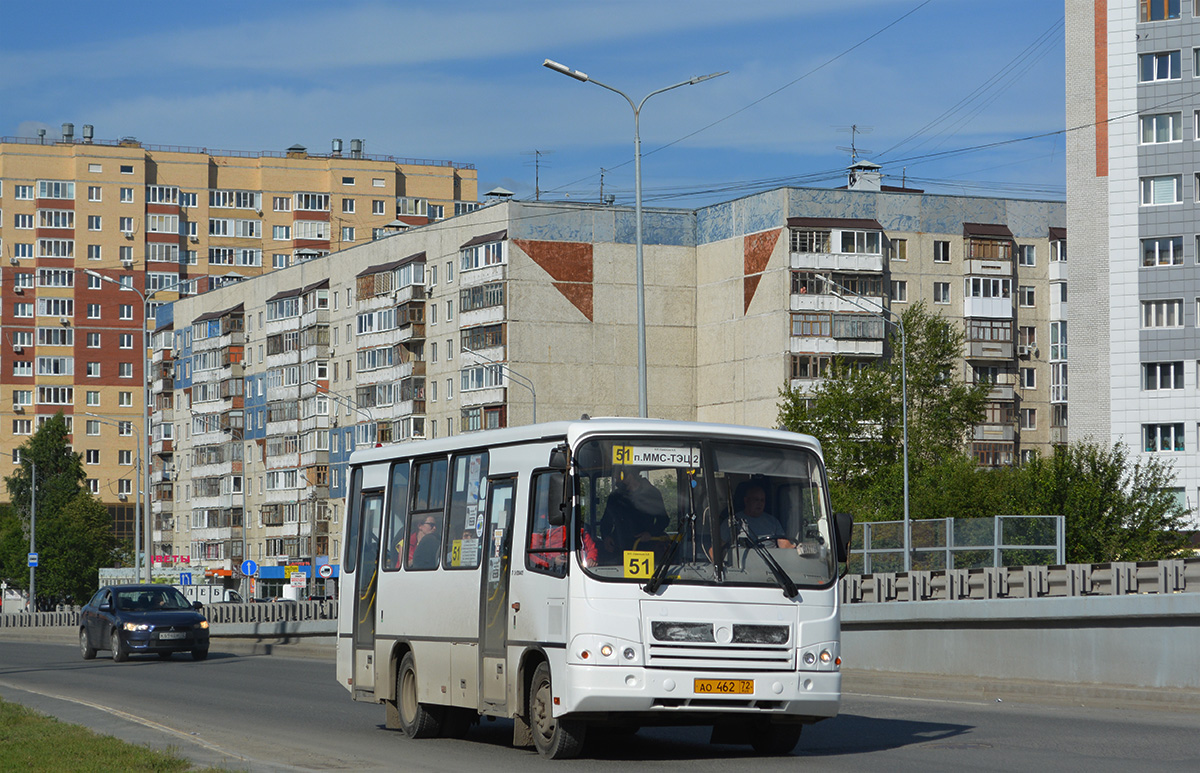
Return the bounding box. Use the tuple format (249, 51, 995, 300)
(1065, 0, 1199, 527)
(0, 128, 478, 545)
(158, 179, 1063, 595)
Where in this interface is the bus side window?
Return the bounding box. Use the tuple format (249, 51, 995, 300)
(408, 458, 448, 571)
(383, 462, 410, 572)
(527, 472, 567, 577)
(343, 466, 363, 573)
(444, 451, 488, 569)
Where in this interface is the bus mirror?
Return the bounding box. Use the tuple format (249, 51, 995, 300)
(834, 512, 854, 564)
(548, 444, 569, 471)
(547, 472, 567, 526)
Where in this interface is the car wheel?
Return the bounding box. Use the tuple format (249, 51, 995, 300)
(192, 647, 209, 661)
(529, 662, 586, 759)
(80, 628, 96, 660)
(397, 651, 443, 738)
(110, 630, 127, 663)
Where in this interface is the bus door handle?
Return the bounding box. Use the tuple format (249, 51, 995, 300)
(511, 602, 520, 612)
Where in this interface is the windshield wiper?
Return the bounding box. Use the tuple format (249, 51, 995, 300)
(739, 535, 798, 599)
(643, 517, 691, 595)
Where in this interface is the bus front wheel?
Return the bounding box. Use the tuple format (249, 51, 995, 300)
(398, 652, 444, 738)
(528, 662, 586, 759)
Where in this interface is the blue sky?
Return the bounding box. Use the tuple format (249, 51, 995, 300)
(0, 0, 1066, 207)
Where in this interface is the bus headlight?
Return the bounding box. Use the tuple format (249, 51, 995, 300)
(600, 644, 614, 658)
(799, 642, 839, 672)
(569, 635, 642, 666)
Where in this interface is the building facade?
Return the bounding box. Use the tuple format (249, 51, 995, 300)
(159, 182, 1064, 592)
(1066, 0, 1200, 527)
(0, 128, 478, 545)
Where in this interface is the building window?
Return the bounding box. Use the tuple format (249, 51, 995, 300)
(120, 187, 134, 203)
(273, 225, 291, 240)
(1140, 0, 1180, 22)
(1019, 408, 1036, 430)
(341, 226, 355, 242)
(87, 244, 102, 260)
(973, 442, 1012, 468)
(839, 230, 882, 255)
(932, 240, 950, 262)
(1020, 367, 1036, 389)
(342, 198, 355, 213)
(372, 199, 385, 215)
(88, 186, 102, 202)
(890, 280, 907, 303)
(933, 282, 950, 304)
(1144, 236, 1184, 266)
(1141, 176, 1181, 205)
(86, 362, 100, 377)
(1142, 113, 1182, 144)
(14, 213, 33, 229)
(1140, 50, 1181, 82)
(119, 362, 133, 378)
(791, 230, 830, 253)
(1018, 286, 1035, 307)
(1144, 361, 1184, 390)
(119, 305, 133, 320)
(1144, 423, 1185, 452)
(1017, 245, 1035, 266)
(1143, 299, 1183, 327)
(86, 450, 99, 465)
(119, 392, 132, 407)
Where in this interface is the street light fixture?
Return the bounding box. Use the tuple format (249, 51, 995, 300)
(461, 347, 536, 423)
(817, 275, 911, 572)
(84, 269, 167, 583)
(543, 59, 726, 418)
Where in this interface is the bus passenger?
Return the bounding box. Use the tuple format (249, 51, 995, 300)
(408, 516, 441, 569)
(600, 469, 668, 556)
(530, 525, 599, 570)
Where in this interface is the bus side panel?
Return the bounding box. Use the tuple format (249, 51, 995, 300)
(450, 642, 479, 707)
(412, 639, 454, 705)
(336, 571, 355, 693)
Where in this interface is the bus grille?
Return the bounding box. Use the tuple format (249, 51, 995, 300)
(646, 621, 793, 670)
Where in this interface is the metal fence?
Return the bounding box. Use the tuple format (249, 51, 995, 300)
(851, 515, 1065, 575)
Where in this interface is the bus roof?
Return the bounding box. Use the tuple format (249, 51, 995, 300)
(347, 417, 822, 467)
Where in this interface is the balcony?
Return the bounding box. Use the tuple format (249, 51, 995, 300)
(982, 382, 1016, 402)
(151, 437, 173, 455)
(396, 322, 426, 343)
(963, 297, 1013, 319)
(967, 340, 1014, 360)
(973, 423, 1015, 442)
(790, 293, 888, 315)
(789, 337, 884, 358)
(1050, 426, 1068, 444)
(461, 387, 506, 409)
(300, 306, 329, 330)
(790, 251, 884, 273)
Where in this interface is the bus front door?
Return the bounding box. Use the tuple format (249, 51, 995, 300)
(479, 476, 516, 712)
(353, 490, 384, 698)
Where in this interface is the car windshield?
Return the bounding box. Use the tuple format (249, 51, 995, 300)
(573, 436, 836, 589)
(114, 587, 192, 611)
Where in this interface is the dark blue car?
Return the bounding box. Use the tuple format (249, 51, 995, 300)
(80, 584, 210, 662)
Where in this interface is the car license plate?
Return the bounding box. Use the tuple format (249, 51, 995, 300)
(694, 679, 753, 695)
(158, 632, 186, 640)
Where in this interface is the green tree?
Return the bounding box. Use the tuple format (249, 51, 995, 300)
(778, 301, 989, 520)
(1015, 441, 1190, 563)
(0, 413, 118, 605)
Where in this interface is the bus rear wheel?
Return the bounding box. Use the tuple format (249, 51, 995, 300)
(528, 662, 586, 759)
(398, 652, 443, 738)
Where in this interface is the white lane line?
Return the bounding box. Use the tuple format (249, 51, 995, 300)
(0, 678, 251, 762)
(845, 690, 994, 707)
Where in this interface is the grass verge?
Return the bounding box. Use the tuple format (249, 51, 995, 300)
(0, 696, 227, 772)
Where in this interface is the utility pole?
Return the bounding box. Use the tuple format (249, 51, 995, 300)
(29, 460, 36, 612)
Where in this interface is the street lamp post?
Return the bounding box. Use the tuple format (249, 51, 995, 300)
(226, 425, 248, 600)
(85, 269, 162, 583)
(461, 347, 536, 424)
(543, 59, 726, 418)
(817, 275, 911, 572)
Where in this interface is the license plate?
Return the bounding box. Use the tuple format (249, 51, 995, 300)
(158, 631, 186, 640)
(694, 679, 754, 695)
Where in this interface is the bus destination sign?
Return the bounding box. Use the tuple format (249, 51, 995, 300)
(612, 446, 700, 468)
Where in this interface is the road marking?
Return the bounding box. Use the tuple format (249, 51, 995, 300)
(0, 678, 251, 762)
(845, 690, 993, 708)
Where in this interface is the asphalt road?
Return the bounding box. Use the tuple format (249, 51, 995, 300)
(0, 640, 1197, 772)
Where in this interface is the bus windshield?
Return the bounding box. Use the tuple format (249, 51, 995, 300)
(573, 436, 836, 589)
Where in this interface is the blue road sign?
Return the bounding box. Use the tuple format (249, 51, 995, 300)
(27, 553, 38, 568)
(241, 560, 258, 577)
(179, 572, 192, 586)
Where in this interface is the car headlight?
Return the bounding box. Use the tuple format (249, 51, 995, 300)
(123, 622, 150, 632)
(196, 621, 209, 630)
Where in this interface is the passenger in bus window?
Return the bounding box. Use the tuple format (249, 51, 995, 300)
(725, 480, 794, 549)
(408, 515, 441, 569)
(530, 524, 599, 573)
(599, 469, 668, 556)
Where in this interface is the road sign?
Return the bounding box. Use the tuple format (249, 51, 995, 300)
(289, 572, 307, 589)
(179, 572, 192, 586)
(240, 560, 258, 577)
(27, 553, 38, 568)
(318, 564, 333, 579)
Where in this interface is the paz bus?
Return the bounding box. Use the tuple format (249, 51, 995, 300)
(336, 417, 852, 759)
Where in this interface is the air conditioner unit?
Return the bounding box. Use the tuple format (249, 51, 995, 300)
(12, 404, 23, 413)
(118, 493, 128, 501)
(1017, 345, 1032, 357)
(13, 286, 22, 295)
(60, 317, 71, 326)
(124, 232, 135, 240)
(13, 345, 23, 354)
(190, 235, 199, 243)
(8, 257, 19, 266)
(122, 259, 134, 268)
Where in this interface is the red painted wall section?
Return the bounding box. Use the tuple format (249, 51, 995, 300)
(511, 239, 594, 321)
(743, 228, 780, 314)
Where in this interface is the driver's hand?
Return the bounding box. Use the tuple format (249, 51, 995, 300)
(777, 538, 796, 549)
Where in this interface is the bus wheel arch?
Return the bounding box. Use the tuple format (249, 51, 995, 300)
(397, 650, 445, 738)
(512, 648, 547, 747)
(384, 642, 413, 730)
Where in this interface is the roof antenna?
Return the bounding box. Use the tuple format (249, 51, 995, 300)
(835, 124, 874, 162)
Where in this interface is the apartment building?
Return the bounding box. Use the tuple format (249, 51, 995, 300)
(1066, 0, 1200, 526)
(0, 127, 478, 544)
(158, 179, 1063, 592)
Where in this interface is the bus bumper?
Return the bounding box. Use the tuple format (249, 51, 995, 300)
(555, 664, 841, 720)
